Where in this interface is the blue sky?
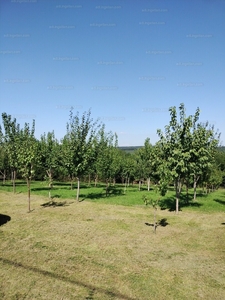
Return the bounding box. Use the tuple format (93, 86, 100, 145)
(1, 0, 225, 146)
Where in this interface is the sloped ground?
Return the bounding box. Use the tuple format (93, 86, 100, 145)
(0, 191, 225, 299)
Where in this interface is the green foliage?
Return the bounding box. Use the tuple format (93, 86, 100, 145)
(61, 108, 101, 200)
(1, 104, 224, 211)
(156, 103, 220, 212)
(17, 120, 38, 180)
(95, 126, 118, 183)
(1, 112, 20, 171)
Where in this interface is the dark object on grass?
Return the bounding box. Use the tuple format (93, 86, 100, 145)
(158, 218, 169, 227)
(41, 200, 67, 207)
(145, 218, 169, 229)
(0, 214, 11, 226)
(145, 222, 154, 227)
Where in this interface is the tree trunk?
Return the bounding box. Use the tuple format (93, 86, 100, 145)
(127, 177, 130, 187)
(47, 170, 53, 199)
(139, 180, 141, 191)
(124, 177, 127, 194)
(94, 174, 98, 187)
(27, 178, 31, 212)
(76, 177, 80, 201)
(178, 179, 183, 194)
(3, 172, 6, 185)
(0, 170, 6, 185)
(186, 178, 189, 204)
(106, 179, 109, 197)
(12, 170, 16, 193)
(147, 177, 150, 191)
(154, 207, 157, 234)
(175, 180, 179, 214)
(193, 175, 199, 200)
(88, 173, 91, 186)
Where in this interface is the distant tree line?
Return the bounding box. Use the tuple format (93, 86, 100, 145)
(0, 104, 224, 213)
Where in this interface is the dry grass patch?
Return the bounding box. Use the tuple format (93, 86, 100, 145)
(0, 191, 225, 300)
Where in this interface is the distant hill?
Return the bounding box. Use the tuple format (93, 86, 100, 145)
(218, 146, 225, 152)
(118, 146, 142, 153)
(118, 146, 225, 154)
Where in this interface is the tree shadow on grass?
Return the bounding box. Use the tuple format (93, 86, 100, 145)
(214, 199, 225, 205)
(32, 187, 50, 192)
(1, 181, 27, 187)
(145, 218, 169, 228)
(84, 187, 124, 201)
(159, 197, 178, 212)
(159, 195, 202, 212)
(40, 200, 73, 208)
(0, 257, 136, 300)
(108, 186, 123, 196)
(0, 214, 11, 226)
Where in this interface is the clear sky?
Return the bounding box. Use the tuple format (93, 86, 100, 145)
(1, 0, 225, 146)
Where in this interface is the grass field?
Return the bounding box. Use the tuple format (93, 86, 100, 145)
(0, 180, 225, 212)
(0, 182, 225, 299)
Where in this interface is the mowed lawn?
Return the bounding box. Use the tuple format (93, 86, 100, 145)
(0, 186, 225, 299)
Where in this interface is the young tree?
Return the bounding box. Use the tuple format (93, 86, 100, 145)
(189, 122, 220, 200)
(133, 147, 147, 191)
(1, 113, 20, 193)
(39, 131, 59, 198)
(143, 138, 154, 191)
(157, 103, 196, 213)
(143, 184, 167, 234)
(0, 145, 9, 185)
(17, 120, 39, 212)
(121, 152, 135, 194)
(61, 109, 100, 201)
(214, 149, 225, 187)
(95, 127, 118, 196)
(0, 127, 9, 184)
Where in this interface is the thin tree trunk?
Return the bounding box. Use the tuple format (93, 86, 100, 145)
(139, 180, 141, 191)
(147, 177, 150, 192)
(186, 178, 189, 204)
(12, 170, 16, 193)
(202, 184, 205, 194)
(127, 177, 130, 187)
(88, 174, 91, 186)
(206, 184, 209, 194)
(178, 178, 183, 194)
(76, 177, 80, 201)
(154, 206, 157, 234)
(94, 174, 98, 187)
(106, 179, 109, 197)
(27, 178, 31, 212)
(124, 177, 127, 194)
(175, 180, 179, 214)
(193, 175, 199, 200)
(47, 170, 53, 199)
(0, 170, 6, 185)
(3, 172, 6, 185)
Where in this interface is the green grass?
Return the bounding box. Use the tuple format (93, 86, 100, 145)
(0, 180, 225, 212)
(0, 189, 225, 300)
